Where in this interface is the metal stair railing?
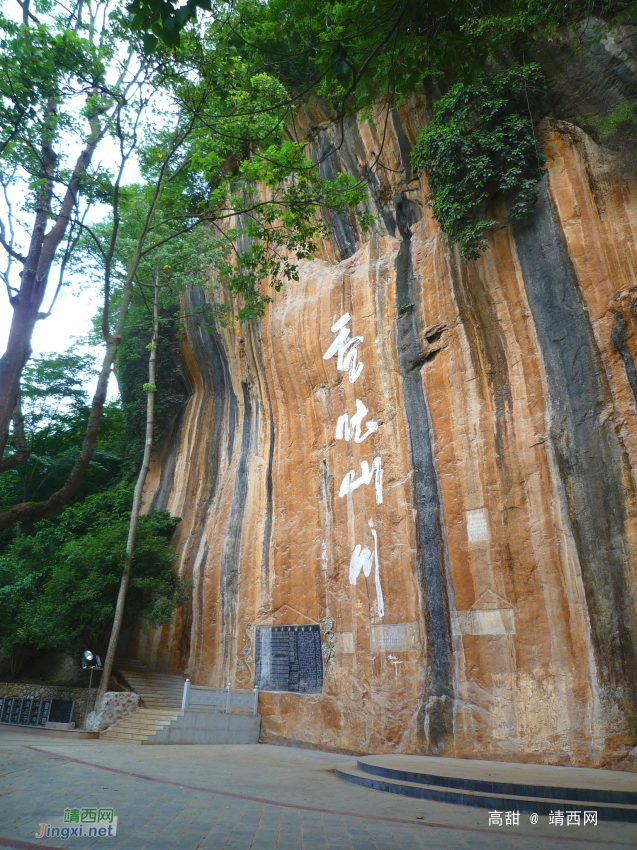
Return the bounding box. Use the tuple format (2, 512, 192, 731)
(181, 680, 258, 715)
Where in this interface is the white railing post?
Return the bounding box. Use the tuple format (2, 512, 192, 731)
(181, 678, 191, 712)
(225, 682, 232, 714)
(252, 687, 259, 715)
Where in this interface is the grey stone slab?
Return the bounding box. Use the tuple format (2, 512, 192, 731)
(358, 754, 637, 795)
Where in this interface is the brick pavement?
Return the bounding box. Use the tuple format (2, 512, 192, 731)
(1, 728, 635, 850)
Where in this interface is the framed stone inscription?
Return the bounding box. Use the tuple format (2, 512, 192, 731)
(49, 699, 74, 724)
(254, 625, 323, 694)
(0, 697, 11, 723)
(9, 698, 22, 724)
(39, 699, 51, 726)
(19, 698, 32, 725)
(28, 699, 42, 725)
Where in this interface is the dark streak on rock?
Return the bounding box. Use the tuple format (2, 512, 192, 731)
(393, 192, 454, 752)
(390, 109, 414, 183)
(611, 310, 637, 408)
(314, 133, 357, 260)
(220, 379, 253, 682)
(514, 181, 637, 712)
(150, 405, 188, 512)
(248, 328, 275, 593)
(451, 261, 515, 485)
(185, 288, 237, 489)
(180, 286, 240, 669)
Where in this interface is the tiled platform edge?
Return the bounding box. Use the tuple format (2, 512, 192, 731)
(336, 756, 637, 823)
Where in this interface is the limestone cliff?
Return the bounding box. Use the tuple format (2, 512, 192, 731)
(133, 28, 637, 768)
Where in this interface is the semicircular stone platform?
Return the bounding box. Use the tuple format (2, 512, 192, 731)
(336, 755, 637, 823)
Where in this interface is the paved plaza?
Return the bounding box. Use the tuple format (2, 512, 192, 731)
(1, 729, 635, 850)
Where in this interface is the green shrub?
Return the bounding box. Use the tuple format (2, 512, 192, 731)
(0, 484, 186, 662)
(584, 99, 637, 146)
(412, 64, 546, 259)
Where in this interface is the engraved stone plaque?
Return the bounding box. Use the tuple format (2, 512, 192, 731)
(28, 699, 42, 725)
(466, 509, 489, 542)
(48, 699, 74, 724)
(334, 632, 354, 654)
(370, 622, 422, 653)
(38, 699, 51, 726)
(19, 698, 32, 725)
(255, 625, 323, 694)
(453, 609, 516, 635)
(1, 697, 12, 723)
(9, 698, 22, 724)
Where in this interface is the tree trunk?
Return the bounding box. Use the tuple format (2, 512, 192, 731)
(0, 98, 106, 451)
(0, 138, 173, 530)
(94, 277, 159, 714)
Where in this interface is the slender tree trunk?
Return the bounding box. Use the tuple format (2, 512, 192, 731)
(0, 154, 170, 530)
(94, 277, 159, 714)
(0, 98, 106, 449)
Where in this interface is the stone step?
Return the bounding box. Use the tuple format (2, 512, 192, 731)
(118, 670, 183, 680)
(120, 675, 184, 683)
(99, 736, 143, 745)
(101, 729, 156, 741)
(121, 677, 183, 685)
(120, 672, 183, 678)
(113, 719, 174, 730)
(134, 690, 183, 696)
(336, 756, 637, 824)
(133, 710, 184, 718)
(139, 697, 183, 703)
(105, 659, 187, 745)
(125, 683, 183, 692)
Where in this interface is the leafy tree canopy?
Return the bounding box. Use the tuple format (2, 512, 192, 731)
(0, 483, 185, 665)
(0, 350, 126, 515)
(127, 1, 635, 98)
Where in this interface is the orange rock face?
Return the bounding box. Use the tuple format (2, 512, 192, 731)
(136, 108, 637, 768)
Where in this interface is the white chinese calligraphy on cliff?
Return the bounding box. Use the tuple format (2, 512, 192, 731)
(338, 457, 383, 503)
(336, 399, 379, 443)
(349, 520, 385, 618)
(322, 313, 364, 383)
(323, 313, 385, 618)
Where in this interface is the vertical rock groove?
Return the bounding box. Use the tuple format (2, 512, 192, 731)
(611, 310, 637, 408)
(514, 181, 637, 712)
(393, 195, 455, 752)
(185, 287, 236, 494)
(220, 380, 253, 682)
(248, 328, 275, 597)
(181, 286, 239, 673)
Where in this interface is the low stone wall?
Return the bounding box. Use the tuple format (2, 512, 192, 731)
(0, 681, 95, 728)
(150, 711, 261, 745)
(85, 691, 140, 732)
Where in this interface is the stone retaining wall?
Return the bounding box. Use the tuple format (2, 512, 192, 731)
(0, 682, 96, 728)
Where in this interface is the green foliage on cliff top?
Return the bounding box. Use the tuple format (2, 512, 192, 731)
(128, 1, 636, 94)
(412, 65, 546, 259)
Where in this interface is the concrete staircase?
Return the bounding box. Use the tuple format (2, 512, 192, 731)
(100, 659, 185, 745)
